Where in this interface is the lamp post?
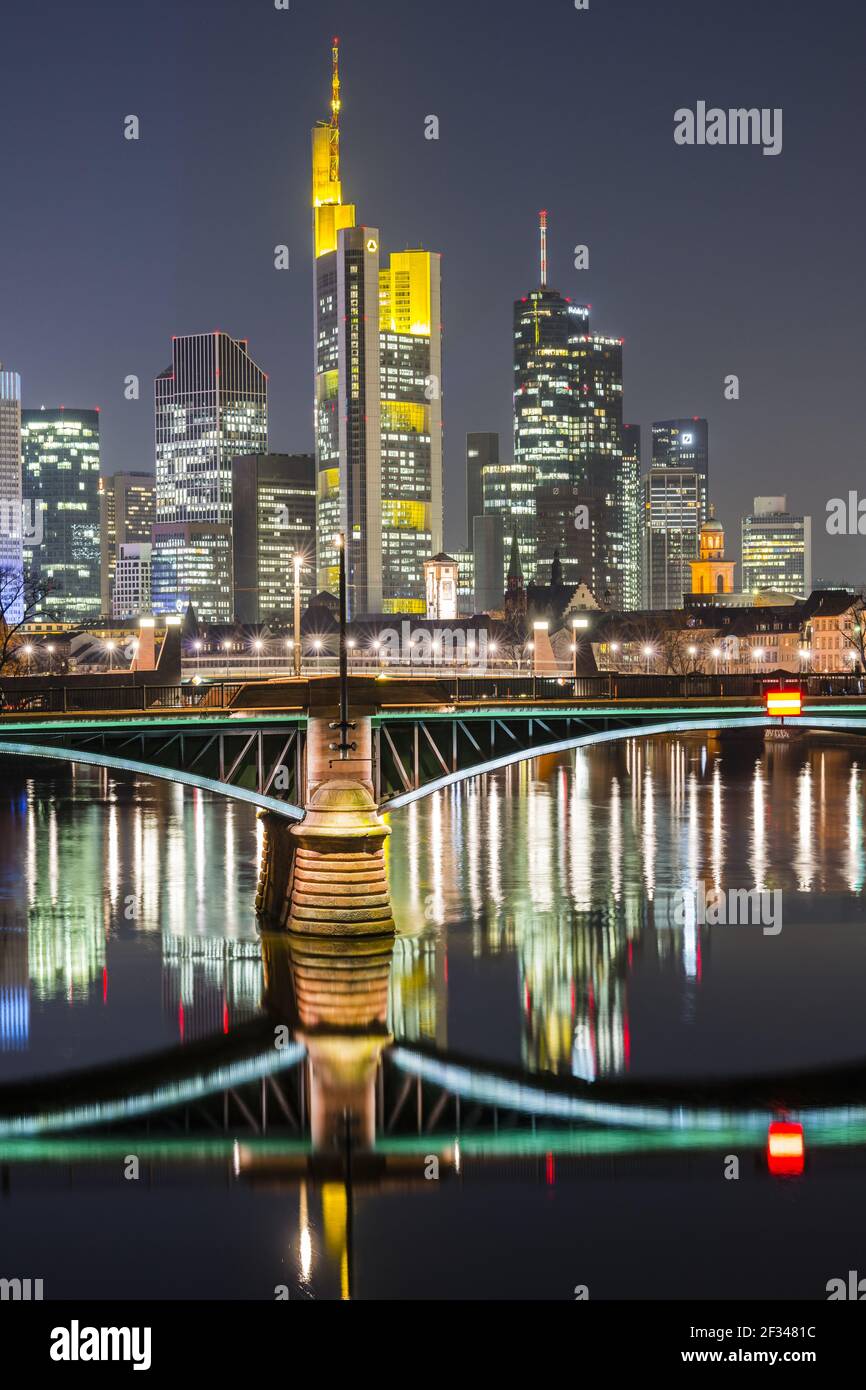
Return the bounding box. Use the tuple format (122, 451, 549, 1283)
(293, 554, 303, 679)
(328, 531, 355, 761)
(106, 639, 115, 673)
(253, 638, 263, 677)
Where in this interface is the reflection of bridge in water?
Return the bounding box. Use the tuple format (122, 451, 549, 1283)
(2, 934, 866, 1173)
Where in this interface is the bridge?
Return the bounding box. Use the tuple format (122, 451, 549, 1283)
(1, 676, 865, 819)
(3, 675, 866, 934)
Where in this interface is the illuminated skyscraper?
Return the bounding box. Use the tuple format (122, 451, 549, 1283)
(21, 407, 101, 620)
(231, 452, 316, 622)
(642, 466, 700, 608)
(99, 471, 155, 615)
(621, 424, 642, 608)
(741, 497, 811, 598)
(513, 214, 625, 602)
(651, 419, 709, 524)
(379, 250, 443, 613)
(155, 332, 267, 528)
(312, 39, 442, 615)
(153, 332, 266, 616)
(0, 368, 23, 622)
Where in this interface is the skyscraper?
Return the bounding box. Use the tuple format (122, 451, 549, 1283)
(231, 452, 316, 623)
(513, 214, 625, 603)
(153, 332, 267, 616)
(651, 419, 709, 524)
(0, 368, 23, 623)
(472, 513, 504, 614)
(466, 432, 498, 546)
(379, 249, 443, 614)
(99, 471, 155, 615)
(312, 39, 442, 616)
(642, 466, 700, 609)
(155, 332, 267, 527)
(112, 543, 152, 619)
(21, 407, 101, 621)
(741, 497, 812, 598)
(621, 424, 642, 608)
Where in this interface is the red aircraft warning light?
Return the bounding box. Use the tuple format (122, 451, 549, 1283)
(766, 688, 802, 719)
(767, 1121, 805, 1176)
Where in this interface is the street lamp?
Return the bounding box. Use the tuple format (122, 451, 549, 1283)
(253, 637, 263, 676)
(106, 639, 115, 672)
(222, 639, 231, 678)
(642, 644, 654, 674)
(293, 553, 304, 678)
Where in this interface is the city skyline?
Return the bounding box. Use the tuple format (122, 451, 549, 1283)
(3, 0, 864, 583)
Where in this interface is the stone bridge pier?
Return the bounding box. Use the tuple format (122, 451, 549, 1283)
(261, 931, 393, 1150)
(257, 686, 395, 938)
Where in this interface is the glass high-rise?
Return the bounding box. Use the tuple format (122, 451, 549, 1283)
(99, 471, 155, 615)
(153, 332, 267, 616)
(621, 424, 642, 608)
(312, 40, 442, 616)
(0, 369, 23, 623)
(155, 332, 267, 527)
(651, 419, 709, 524)
(466, 432, 498, 546)
(741, 496, 812, 598)
(642, 466, 700, 609)
(21, 407, 101, 621)
(513, 224, 626, 603)
(231, 452, 316, 623)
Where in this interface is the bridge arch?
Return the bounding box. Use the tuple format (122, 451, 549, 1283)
(0, 739, 305, 820)
(381, 714, 866, 810)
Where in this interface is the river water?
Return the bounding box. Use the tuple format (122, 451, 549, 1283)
(1, 731, 865, 1299)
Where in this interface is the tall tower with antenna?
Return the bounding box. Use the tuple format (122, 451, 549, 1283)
(513, 212, 629, 604)
(311, 38, 443, 617)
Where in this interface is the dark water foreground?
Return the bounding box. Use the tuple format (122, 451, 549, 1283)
(1, 731, 866, 1300)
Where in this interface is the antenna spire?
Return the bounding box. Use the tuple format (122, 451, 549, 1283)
(539, 209, 548, 288)
(329, 37, 341, 184)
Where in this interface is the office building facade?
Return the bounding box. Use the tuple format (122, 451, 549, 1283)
(99, 471, 155, 615)
(231, 452, 316, 623)
(472, 512, 504, 614)
(466, 432, 498, 548)
(741, 497, 812, 598)
(154, 332, 267, 528)
(642, 466, 700, 609)
(151, 522, 231, 623)
(651, 419, 709, 524)
(0, 369, 24, 622)
(21, 407, 101, 620)
(112, 542, 152, 619)
(513, 221, 625, 603)
(621, 423, 642, 608)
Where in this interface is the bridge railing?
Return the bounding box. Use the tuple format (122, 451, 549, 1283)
(0, 683, 245, 715)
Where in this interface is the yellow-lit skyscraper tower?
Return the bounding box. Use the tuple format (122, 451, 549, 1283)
(312, 40, 442, 615)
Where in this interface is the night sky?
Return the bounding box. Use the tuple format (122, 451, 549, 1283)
(2, 0, 864, 578)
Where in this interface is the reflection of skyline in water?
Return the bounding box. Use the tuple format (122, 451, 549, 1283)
(0, 736, 865, 1083)
(0, 764, 264, 1058)
(387, 736, 866, 1082)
